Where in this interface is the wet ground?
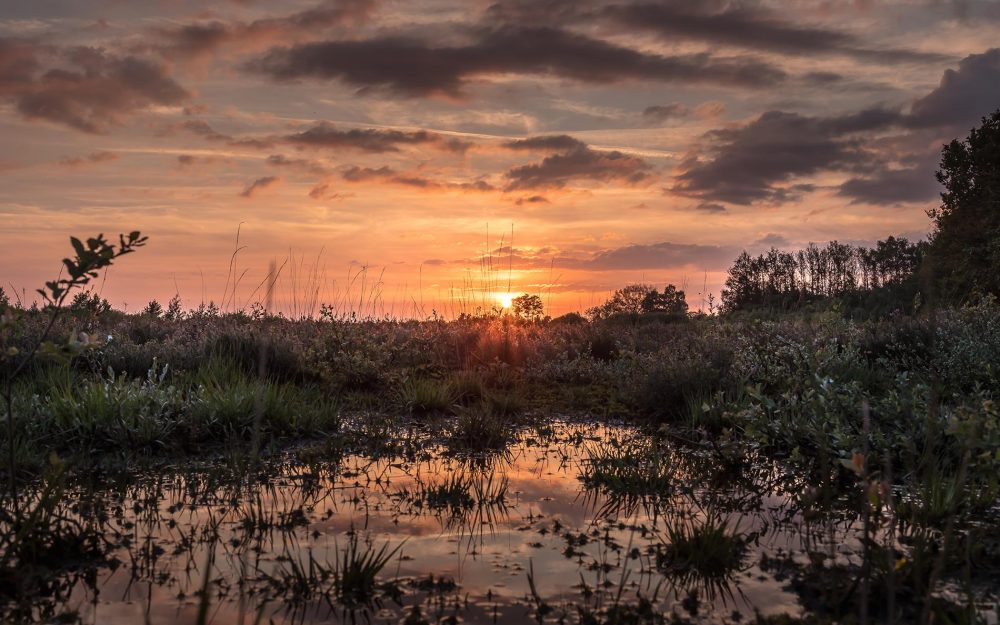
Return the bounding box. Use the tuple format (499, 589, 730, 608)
(17, 420, 1000, 624)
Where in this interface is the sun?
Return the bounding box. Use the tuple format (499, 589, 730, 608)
(497, 293, 514, 308)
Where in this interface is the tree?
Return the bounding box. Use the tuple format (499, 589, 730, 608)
(165, 294, 184, 321)
(587, 284, 654, 320)
(511, 293, 544, 321)
(142, 300, 163, 318)
(929, 109, 1000, 301)
(641, 284, 688, 317)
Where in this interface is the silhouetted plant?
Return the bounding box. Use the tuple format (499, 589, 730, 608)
(1, 231, 147, 512)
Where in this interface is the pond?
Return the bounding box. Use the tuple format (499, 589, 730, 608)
(11, 420, 998, 624)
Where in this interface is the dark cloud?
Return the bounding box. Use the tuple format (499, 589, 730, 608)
(284, 121, 469, 153)
(265, 153, 330, 175)
(565, 241, 737, 271)
(642, 103, 687, 122)
(672, 107, 902, 205)
(837, 151, 942, 204)
(695, 202, 726, 213)
(341, 166, 495, 191)
(908, 48, 1000, 129)
(503, 137, 653, 190)
(2, 42, 189, 133)
(152, 0, 378, 61)
(239, 175, 281, 197)
(514, 195, 550, 205)
(0, 38, 41, 92)
(308, 182, 351, 200)
(177, 120, 231, 141)
(503, 134, 588, 152)
(173, 119, 469, 154)
(58, 150, 118, 167)
(486, 0, 944, 64)
(600, 1, 945, 63)
(444, 239, 735, 272)
(247, 26, 787, 97)
(668, 49, 1000, 208)
(753, 233, 790, 247)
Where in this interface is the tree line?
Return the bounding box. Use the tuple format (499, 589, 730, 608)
(721, 237, 926, 314)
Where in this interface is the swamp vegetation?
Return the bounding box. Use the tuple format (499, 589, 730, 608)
(1, 294, 999, 624)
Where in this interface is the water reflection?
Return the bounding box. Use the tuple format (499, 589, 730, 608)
(2, 420, 994, 624)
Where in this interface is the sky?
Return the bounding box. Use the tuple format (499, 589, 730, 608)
(2, 0, 999, 317)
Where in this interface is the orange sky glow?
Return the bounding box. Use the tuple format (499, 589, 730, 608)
(2, 0, 999, 317)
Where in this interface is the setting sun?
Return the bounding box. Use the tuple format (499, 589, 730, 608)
(497, 293, 515, 309)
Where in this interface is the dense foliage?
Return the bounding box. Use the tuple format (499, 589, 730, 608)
(929, 109, 1000, 301)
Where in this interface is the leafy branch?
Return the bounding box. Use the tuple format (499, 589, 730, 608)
(1, 231, 147, 515)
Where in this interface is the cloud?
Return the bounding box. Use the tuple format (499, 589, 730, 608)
(1, 42, 189, 133)
(58, 150, 118, 167)
(837, 150, 942, 204)
(341, 166, 495, 192)
(503, 134, 588, 153)
(247, 26, 787, 97)
(642, 103, 687, 122)
(485, 0, 943, 64)
(172, 119, 470, 155)
(644, 101, 726, 124)
(152, 0, 379, 62)
(908, 48, 1000, 129)
(568, 240, 737, 271)
(514, 195, 550, 205)
(308, 181, 351, 200)
(176, 119, 231, 142)
(671, 107, 902, 205)
(695, 202, 727, 213)
(0, 38, 41, 93)
(283, 121, 469, 153)
(265, 153, 330, 175)
(753, 233, 790, 247)
(240, 175, 281, 197)
(502, 134, 653, 190)
(505, 146, 653, 190)
(599, 1, 946, 63)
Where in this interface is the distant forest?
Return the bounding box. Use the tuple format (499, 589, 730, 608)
(721, 237, 925, 315)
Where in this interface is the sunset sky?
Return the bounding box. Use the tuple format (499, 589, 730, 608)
(2, 0, 999, 316)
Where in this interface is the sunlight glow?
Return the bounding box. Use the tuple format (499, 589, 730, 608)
(497, 293, 515, 309)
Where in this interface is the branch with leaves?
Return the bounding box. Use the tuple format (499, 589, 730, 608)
(1, 231, 147, 515)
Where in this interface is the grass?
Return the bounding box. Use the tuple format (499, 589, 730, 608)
(581, 439, 676, 497)
(447, 405, 515, 452)
(656, 511, 747, 579)
(397, 377, 456, 417)
(260, 532, 402, 611)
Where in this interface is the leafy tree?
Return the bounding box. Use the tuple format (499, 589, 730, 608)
(641, 284, 688, 316)
(511, 293, 544, 321)
(142, 299, 163, 318)
(587, 284, 653, 320)
(165, 294, 184, 321)
(69, 291, 111, 315)
(929, 109, 1000, 300)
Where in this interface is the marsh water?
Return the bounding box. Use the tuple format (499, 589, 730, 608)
(28, 421, 999, 624)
